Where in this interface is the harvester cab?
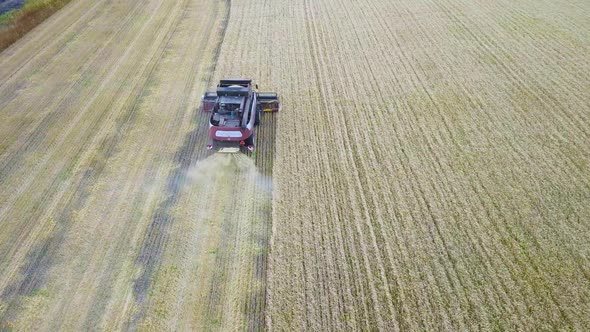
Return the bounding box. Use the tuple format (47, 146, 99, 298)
(201, 79, 279, 153)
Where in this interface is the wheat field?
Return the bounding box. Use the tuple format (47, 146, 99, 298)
(1, 0, 589, 330)
(251, 0, 589, 329)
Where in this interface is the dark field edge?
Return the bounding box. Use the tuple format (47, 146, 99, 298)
(0, 0, 73, 53)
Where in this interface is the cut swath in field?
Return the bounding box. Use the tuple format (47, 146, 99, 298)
(136, 153, 272, 330)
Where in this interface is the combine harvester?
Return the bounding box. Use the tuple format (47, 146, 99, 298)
(201, 79, 280, 153)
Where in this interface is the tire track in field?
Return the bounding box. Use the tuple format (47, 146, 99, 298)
(338, 3, 436, 328)
(299, 2, 335, 328)
(350, 2, 478, 327)
(327, 7, 445, 324)
(204, 112, 277, 331)
(0, 0, 190, 324)
(202, 164, 243, 325)
(324, 0, 443, 328)
(199, 119, 277, 330)
(324, 0, 441, 328)
(302, 0, 397, 329)
(127, 0, 229, 328)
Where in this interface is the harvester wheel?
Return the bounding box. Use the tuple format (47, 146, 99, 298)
(254, 106, 261, 126)
(245, 133, 254, 146)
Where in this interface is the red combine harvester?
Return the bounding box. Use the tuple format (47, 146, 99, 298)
(201, 79, 280, 153)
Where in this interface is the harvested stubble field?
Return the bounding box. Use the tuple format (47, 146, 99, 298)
(0, 0, 589, 331)
(0, 0, 274, 329)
